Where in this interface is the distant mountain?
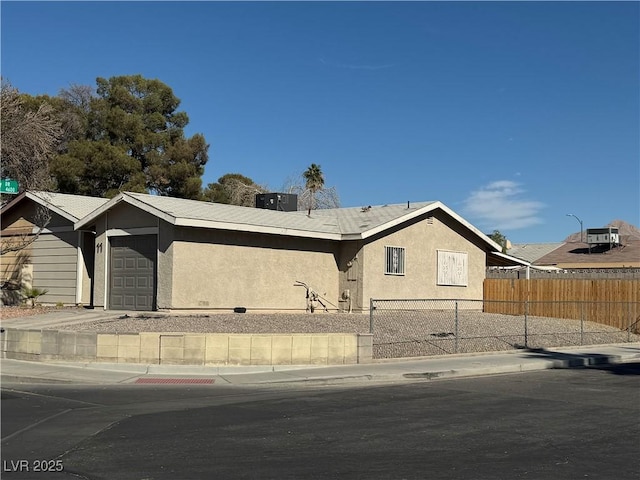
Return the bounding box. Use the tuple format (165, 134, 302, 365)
(564, 220, 640, 242)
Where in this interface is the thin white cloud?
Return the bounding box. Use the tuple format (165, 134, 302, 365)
(318, 58, 394, 71)
(463, 180, 544, 230)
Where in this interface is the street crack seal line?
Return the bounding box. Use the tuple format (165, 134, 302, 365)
(403, 371, 454, 379)
(134, 378, 215, 384)
(2, 408, 73, 442)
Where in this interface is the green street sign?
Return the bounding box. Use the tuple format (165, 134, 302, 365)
(0, 179, 19, 194)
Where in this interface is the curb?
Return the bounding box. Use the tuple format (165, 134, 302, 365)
(1, 347, 638, 386)
(275, 353, 638, 386)
(39, 361, 329, 376)
(401, 354, 630, 381)
(0, 375, 73, 384)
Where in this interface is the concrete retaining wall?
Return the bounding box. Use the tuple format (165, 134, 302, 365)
(1, 328, 373, 366)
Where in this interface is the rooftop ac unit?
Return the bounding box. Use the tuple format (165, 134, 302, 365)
(255, 193, 298, 212)
(586, 227, 620, 246)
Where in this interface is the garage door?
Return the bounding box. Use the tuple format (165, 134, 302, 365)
(109, 235, 156, 310)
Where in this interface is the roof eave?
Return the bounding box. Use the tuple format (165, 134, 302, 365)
(174, 217, 342, 240)
(358, 201, 504, 252)
(0, 191, 28, 215)
(489, 251, 531, 267)
(359, 203, 439, 240)
(434, 202, 504, 251)
(75, 192, 182, 230)
(2, 191, 79, 223)
(75, 194, 125, 230)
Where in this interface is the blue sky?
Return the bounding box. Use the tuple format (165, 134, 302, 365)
(2, 1, 638, 243)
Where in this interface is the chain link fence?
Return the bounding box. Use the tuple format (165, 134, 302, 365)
(369, 299, 640, 359)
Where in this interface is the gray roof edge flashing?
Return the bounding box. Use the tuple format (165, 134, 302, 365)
(72, 193, 493, 250)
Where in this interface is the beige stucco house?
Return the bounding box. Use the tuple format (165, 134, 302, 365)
(74, 192, 518, 313)
(1, 191, 108, 306)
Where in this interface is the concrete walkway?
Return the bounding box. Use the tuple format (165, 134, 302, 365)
(2, 343, 639, 386)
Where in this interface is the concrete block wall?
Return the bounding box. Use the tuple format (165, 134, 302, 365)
(1, 328, 373, 366)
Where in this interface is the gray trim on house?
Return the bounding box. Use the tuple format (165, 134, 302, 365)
(75, 192, 517, 259)
(1, 192, 108, 307)
(2, 191, 109, 223)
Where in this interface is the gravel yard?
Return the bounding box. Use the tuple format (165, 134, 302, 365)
(53, 310, 639, 359)
(58, 312, 371, 334)
(0, 306, 58, 320)
(4, 307, 637, 359)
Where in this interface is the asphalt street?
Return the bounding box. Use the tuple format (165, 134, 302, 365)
(2, 364, 639, 480)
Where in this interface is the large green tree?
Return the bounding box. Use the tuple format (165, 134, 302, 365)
(50, 75, 209, 198)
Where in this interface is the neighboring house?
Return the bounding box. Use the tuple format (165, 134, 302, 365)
(506, 243, 565, 265)
(516, 221, 640, 270)
(494, 221, 640, 279)
(488, 242, 567, 277)
(1, 191, 108, 306)
(531, 237, 640, 269)
(74, 192, 523, 312)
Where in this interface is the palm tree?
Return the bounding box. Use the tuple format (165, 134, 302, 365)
(302, 163, 324, 215)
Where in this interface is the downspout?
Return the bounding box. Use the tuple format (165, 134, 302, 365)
(103, 211, 109, 311)
(156, 216, 160, 311)
(75, 230, 84, 305)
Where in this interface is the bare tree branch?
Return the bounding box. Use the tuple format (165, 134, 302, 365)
(281, 170, 341, 211)
(225, 178, 269, 207)
(0, 81, 62, 190)
(0, 202, 52, 256)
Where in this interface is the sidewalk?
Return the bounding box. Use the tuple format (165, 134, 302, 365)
(2, 343, 639, 386)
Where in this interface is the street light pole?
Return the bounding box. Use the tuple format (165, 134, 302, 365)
(566, 213, 584, 243)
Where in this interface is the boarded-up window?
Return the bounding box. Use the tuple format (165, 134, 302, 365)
(385, 246, 405, 276)
(437, 250, 468, 286)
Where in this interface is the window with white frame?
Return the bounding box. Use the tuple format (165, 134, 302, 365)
(437, 250, 468, 286)
(384, 246, 405, 275)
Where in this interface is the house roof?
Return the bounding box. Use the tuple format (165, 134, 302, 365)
(507, 243, 565, 263)
(532, 237, 640, 267)
(1, 191, 109, 223)
(290, 202, 438, 239)
(76, 192, 345, 239)
(75, 192, 514, 256)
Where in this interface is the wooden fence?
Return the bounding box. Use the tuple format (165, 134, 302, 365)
(483, 279, 640, 332)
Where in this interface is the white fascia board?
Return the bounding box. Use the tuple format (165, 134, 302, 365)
(435, 202, 504, 251)
(74, 194, 126, 230)
(359, 203, 440, 240)
(173, 217, 342, 240)
(491, 251, 531, 267)
(117, 193, 177, 225)
(357, 201, 505, 252)
(74, 193, 177, 230)
(25, 192, 78, 223)
(341, 233, 365, 241)
(0, 191, 27, 214)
